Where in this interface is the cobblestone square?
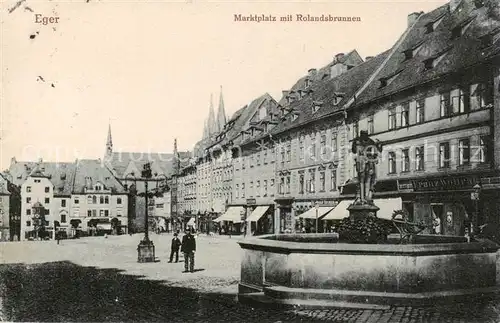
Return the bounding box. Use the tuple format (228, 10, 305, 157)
(1, 233, 500, 322)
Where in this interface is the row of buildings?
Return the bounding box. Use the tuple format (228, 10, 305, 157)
(176, 0, 500, 236)
(1, 0, 498, 240)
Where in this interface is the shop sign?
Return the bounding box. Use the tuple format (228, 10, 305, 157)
(410, 175, 477, 192)
(246, 198, 256, 205)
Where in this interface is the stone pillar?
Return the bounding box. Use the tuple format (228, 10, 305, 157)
(291, 207, 296, 233)
(274, 205, 280, 234)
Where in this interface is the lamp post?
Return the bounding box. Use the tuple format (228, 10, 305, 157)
(126, 163, 167, 263)
(472, 183, 481, 237)
(315, 202, 319, 233)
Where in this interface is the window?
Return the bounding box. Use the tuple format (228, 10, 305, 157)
(292, 114, 298, 122)
(61, 214, 67, 223)
(45, 187, 50, 193)
(319, 171, 325, 191)
(74, 197, 79, 205)
(99, 196, 104, 204)
(458, 139, 470, 166)
(263, 149, 268, 164)
(279, 178, 285, 195)
(440, 92, 451, 117)
(235, 184, 239, 198)
(281, 147, 285, 164)
(286, 144, 291, 162)
(99, 210, 104, 217)
(367, 115, 374, 134)
(286, 176, 291, 194)
(331, 134, 337, 152)
(45, 198, 50, 204)
(117, 197, 122, 205)
(309, 172, 316, 193)
(352, 121, 359, 138)
(26, 197, 31, 203)
(299, 174, 304, 194)
(26, 221, 31, 226)
(92, 210, 97, 217)
(470, 83, 492, 109)
(92, 196, 97, 204)
(263, 180, 268, 196)
(320, 134, 327, 155)
(401, 149, 410, 172)
(26, 186, 32, 193)
(299, 137, 305, 160)
(87, 210, 92, 217)
(61, 200, 66, 207)
(401, 103, 409, 127)
(388, 108, 396, 130)
(416, 99, 425, 124)
(439, 142, 450, 168)
(241, 183, 245, 198)
(310, 138, 316, 159)
(105, 210, 109, 217)
(256, 153, 260, 165)
(388, 152, 396, 174)
(256, 181, 260, 197)
(330, 169, 337, 191)
(270, 179, 274, 196)
(479, 136, 490, 163)
(452, 88, 469, 114)
(249, 181, 254, 197)
(26, 209, 31, 215)
(105, 196, 109, 204)
(415, 146, 425, 171)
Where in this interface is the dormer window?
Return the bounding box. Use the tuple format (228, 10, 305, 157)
(451, 17, 475, 40)
(424, 48, 450, 70)
(60, 173, 66, 180)
(474, 0, 485, 8)
(403, 41, 424, 60)
(425, 14, 445, 34)
(305, 78, 312, 89)
(379, 70, 402, 88)
(292, 114, 299, 122)
(479, 29, 500, 49)
(312, 105, 320, 114)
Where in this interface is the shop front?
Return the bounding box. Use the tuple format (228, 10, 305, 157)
(245, 200, 274, 236)
(274, 197, 294, 234)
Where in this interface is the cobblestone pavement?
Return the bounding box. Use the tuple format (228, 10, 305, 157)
(1, 233, 500, 322)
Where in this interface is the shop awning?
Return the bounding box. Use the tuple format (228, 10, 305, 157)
(97, 223, 112, 230)
(214, 206, 244, 223)
(372, 198, 402, 220)
(246, 206, 270, 222)
(322, 200, 354, 220)
(187, 218, 195, 226)
(299, 206, 335, 220)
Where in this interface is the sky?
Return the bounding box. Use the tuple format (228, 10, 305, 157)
(1, 0, 449, 170)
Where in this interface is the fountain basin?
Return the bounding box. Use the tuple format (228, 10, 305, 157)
(238, 234, 499, 308)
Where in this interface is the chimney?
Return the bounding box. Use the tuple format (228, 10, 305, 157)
(334, 53, 345, 63)
(38, 157, 43, 163)
(407, 12, 422, 27)
(10, 156, 16, 166)
(307, 68, 317, 77)
(366, 56, 374, 60)
(449, 0, 463, 12)
(282, 90, 290, 98)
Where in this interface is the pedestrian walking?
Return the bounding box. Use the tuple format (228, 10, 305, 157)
(56, 231, 61, 245)
(168, 232, 181, 263)
(181, 229, 196, 273)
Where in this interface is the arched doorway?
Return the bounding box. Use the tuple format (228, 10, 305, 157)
(110, 218, 122, 235)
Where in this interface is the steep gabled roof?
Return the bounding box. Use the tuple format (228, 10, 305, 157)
(107, 151, 190, 178)
(72, 159, 126, 194)
(356, 1, 500, 105)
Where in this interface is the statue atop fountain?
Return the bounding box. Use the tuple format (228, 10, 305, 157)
(348, 130, 383, 220)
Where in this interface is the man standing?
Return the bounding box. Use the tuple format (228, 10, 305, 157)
(168, 232, 181, 263)
(181, 230, 196, 273)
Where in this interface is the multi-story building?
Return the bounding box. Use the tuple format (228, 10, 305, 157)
(103, 125, 190, 232)
(230, 93, 281, 235)
(0, 174, 11, 241)
(338, 0, 500, 235)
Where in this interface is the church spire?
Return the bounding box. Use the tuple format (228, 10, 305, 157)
(105, 122, 113, 159)
(216, 85, 227, 133)
(173, 138, 180, 175)
(207, 93, 216, 137)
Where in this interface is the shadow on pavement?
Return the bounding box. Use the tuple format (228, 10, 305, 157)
(0, 261, 307, 323)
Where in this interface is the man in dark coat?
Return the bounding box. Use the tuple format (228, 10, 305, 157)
(168, 233, 181, 263)
(181, 230, 196, 272)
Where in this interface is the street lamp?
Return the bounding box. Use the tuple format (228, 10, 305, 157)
(472, 183, 482, 237)
(125, 163, 168, 263)
(315, 202, 319, 233)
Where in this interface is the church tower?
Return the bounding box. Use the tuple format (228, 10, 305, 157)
(207, 94, 217, 137)
(105, 123, 113, 160)
(216, 86, 227, 133)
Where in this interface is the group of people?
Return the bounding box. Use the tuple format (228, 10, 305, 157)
(168, 230, 196, 273)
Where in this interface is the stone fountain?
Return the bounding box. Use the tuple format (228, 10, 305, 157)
(237, 131, 499, 309)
